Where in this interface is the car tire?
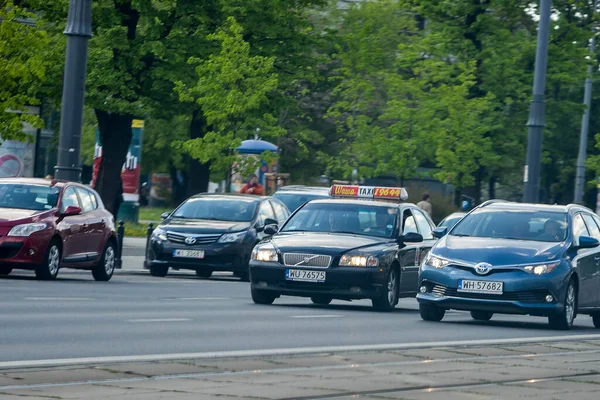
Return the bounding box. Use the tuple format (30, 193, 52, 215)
(372, 267, 399, 312)
(470, 311, 493, 321)
(311, 296, 332, 305)
(251, 287, 275, 305)
(549, 280, 577, 330)
(592, 313, 600, 329)
(0, 267, 12, 276)
(419, 303, 446, 322)
(149, 264, 169, 277)
(35, 240, 61, 281)
(195, 269, 213, 279)
(92, 242, 116, 282)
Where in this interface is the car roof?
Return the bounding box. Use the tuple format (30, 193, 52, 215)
(275, 186, 330, 193)
(480, 202, 591, 214)
(0, 177, 88, 189)
(190, 192, 265, 201)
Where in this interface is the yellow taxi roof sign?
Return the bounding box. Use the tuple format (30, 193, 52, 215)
(329, 185, 408, 202)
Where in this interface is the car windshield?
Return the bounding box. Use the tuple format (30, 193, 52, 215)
(450, 209, 568, 242)
(281, 202, 398, 238)
(271, 192, 329, 212)
(0, 184, 60, 211)
(171, 197, 258, 222)
(438, 215, 464, 229)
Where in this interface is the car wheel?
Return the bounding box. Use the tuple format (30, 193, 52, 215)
(549, 280, 577, 330)
(149, 264, 169, 277)
(372, 267, 398, 311)
(419, 303, 445, 322)
(195, 269, 213, 279)
(0, 267, 12, 276)
(251, 287, 275, 305)
(592, 313, 600, 329)
(311, 296, 332, 305)
(35, 240, 61, 281)
(470, 311, 493, 321)
(92, 242, 116, 282)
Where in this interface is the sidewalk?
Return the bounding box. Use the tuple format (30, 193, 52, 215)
(2, 339, 600, 399)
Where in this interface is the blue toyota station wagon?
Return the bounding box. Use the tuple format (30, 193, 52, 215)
(417, 200, 600, 330)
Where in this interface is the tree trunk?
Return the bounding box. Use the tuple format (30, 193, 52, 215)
(169, 162, 188, 205)
(94, 110, 133, 216)
(488, 175, 496, 199)
(454, 187, 463, 208)
(186, 111, 211, 197)
(474, 167, 484, 204)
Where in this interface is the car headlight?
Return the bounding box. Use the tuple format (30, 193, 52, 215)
(524, 261, 560, 275)
(7, 223, 48, 237)
(425, 253, 449, 269)
(339, 254, 379, 267)
(152, 228, 167, 241)
(251, 243, 278, 262)
(218, 231, 247, 243)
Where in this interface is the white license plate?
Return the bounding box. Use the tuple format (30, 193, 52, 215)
(286, 269, 326, 283)
(458, 280, 503, 295)
(173, 249, 205, 259)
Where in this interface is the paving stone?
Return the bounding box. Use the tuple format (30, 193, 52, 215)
(192, 382, 341, 399)
(1, 367, 138, 387)
(0, 394, 54, 400)
(0, 384, 157, 399)
(92, 361, 219, 377)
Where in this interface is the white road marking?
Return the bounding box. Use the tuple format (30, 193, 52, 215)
(290, 315, 343, 319)
(24, 297, 93, 301)
(126, 318, 192, 323)
(3, 334, 600, 370)
(166, 297, 229, 301)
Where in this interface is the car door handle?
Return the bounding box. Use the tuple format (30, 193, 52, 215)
(595, 256, 600, 262)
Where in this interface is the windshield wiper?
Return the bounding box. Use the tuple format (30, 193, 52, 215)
(330, 231, 360, 236)
(451, 234, 471, 237)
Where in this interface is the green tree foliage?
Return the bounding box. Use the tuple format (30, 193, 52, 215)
(0, 2, 48, 141)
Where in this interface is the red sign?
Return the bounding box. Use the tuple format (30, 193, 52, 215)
(330, 185, 408, 201)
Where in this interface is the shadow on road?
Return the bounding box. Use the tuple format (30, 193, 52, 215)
(434, 317, 597, 332)
(264, 301, 419, 314)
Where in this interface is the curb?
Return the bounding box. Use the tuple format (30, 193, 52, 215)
(2, 334, 600, 370)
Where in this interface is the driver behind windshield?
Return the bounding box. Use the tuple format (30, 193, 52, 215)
(364, 209, 391, 235)
(539, 219, 561, 241)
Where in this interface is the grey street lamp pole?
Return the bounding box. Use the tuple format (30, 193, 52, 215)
(54, 0, 92, 182)
(574, 0, 598, 204)
(523, 0, 552, 203)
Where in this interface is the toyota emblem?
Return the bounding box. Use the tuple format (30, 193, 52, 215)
(474, 262, 492, 275)
(184, 236, 197, 245)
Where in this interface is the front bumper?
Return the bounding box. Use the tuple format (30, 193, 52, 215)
(417, 264, 567, 317)
(145, 237, 254, 272)
(249, 261, 388, 300)
(0, 231, 52, 268)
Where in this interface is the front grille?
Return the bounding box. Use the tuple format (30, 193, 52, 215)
(0, 242, 23, 259)
(166, 233, 220, 246)
(283, 253, 332, 268)
(431, 284, 548, 303)
(278, 281, 338, 292)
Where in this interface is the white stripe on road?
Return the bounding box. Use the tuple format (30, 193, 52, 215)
(166, 297, 229, 301)
(24, 297, 93, 301)
(4, 334, 600, 370)
(290, 315, 343, 319)
(126, 318, 192, 323)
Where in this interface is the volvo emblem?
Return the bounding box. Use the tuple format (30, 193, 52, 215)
(184, 236, 197, 245)
(474, 262, 492, 275)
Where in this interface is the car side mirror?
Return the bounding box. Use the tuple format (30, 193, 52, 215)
(577, 235, 600, 249)
(63, 205, 82, 216)
(432, 227, 448, 239)
(264, 224, 278, 236)
(400, 232, 423, 243)
(264, 218, 278, 226)
(161, 212, 171, 220)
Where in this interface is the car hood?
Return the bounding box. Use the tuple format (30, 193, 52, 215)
(0, 208, 46, 223)
(269, 232, 392, 256)
(161, 218, 252, 234)
(433, 235, 566, 266)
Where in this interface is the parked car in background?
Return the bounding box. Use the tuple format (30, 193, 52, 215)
(418, 200, 600, 330)
(145, 193, 290, 280)
(0, 178, 118, 281)
(437, 212, 466, 231)
(271, 186, 330, 212)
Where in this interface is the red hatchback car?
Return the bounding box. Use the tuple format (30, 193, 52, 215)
(0, 178, 118, 281)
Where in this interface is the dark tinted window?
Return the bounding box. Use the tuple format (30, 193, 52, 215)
(172, 196, 258, 222)
(271, 192, 329, 212)
(282, 202, 398, 238)
(0, 184, 60, 211)
(61, 187, 80, 212)
(452, 209, 568, 242)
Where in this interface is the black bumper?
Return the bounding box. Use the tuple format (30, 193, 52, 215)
(145, 238, 253, 272)
(249, 262, 387, 300)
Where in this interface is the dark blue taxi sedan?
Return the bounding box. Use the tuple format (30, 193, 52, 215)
(417, 200, 600, 330)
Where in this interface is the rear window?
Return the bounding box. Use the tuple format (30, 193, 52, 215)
(451, 209, 568, 242)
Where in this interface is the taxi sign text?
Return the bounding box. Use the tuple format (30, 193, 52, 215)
(330, 185, 407, 201)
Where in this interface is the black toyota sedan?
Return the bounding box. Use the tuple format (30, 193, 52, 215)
(145, 194, 290, 280)
(249, 185, 437, 311)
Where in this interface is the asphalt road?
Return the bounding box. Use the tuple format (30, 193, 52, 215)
(0, 262, 598, 364)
